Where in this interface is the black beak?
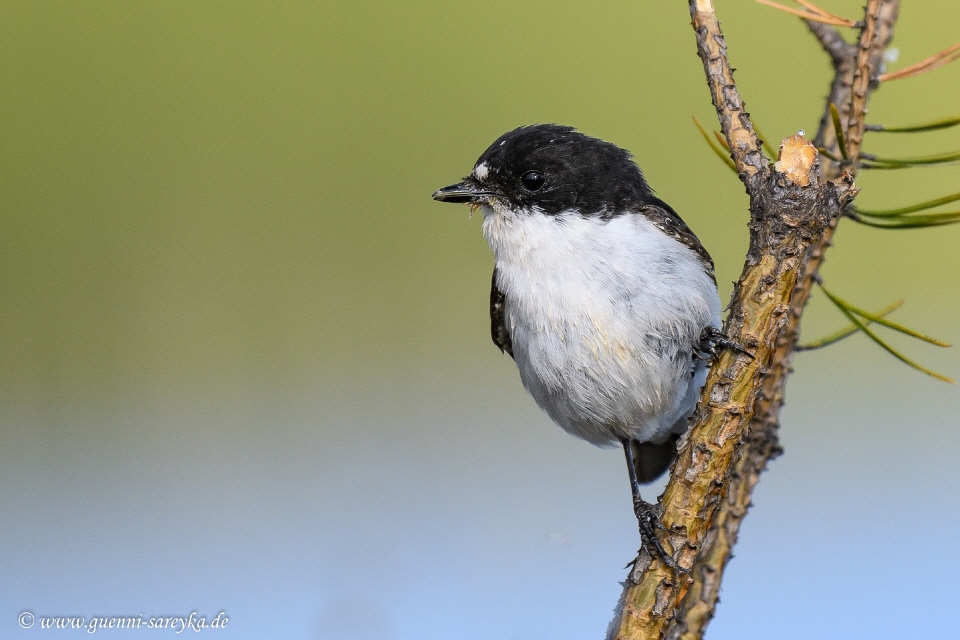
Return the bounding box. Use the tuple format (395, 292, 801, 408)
(432, 181, 496, 204)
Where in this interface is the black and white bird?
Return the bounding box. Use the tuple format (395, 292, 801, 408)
(433, 124, 724, 564)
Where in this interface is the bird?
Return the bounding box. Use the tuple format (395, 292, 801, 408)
(432, 124, 726, 566)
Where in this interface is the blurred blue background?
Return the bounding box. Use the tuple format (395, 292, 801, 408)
(2, 1, 958, 638)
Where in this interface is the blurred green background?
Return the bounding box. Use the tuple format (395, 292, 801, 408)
(2, 2, 958, 638)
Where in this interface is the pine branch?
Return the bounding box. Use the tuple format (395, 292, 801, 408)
(668, 3, 898, 639)
(607, 2, 897, 638)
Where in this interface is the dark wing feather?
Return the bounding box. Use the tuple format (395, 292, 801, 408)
(637, 197, 716, 285)
(490, 269, 514, 359)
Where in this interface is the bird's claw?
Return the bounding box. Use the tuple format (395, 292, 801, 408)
(697, 326, 754, 361)
(632, 498, 683, 572)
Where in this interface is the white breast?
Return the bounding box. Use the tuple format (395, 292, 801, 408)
(482, 205, 721, 446)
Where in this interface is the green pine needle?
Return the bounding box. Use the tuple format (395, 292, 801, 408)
(817, 147, 843, 162)
(713, 130, 730, 151)
(749, 121, 780, 161)
(693, 116, 737, 172)
(866, 114, 960, 133)
(827, 290, 951, 347)
(830, 103, 849, 160)
(797, 299, 905, 351)
(848, 210, 960, 229)
(853, 192, 960, 217)
(818, 285, 954, 383)
(861, 149, 960, 169)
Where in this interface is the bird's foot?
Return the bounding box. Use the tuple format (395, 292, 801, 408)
(697, 326, 754, 361)
(631, 498, 683, 572)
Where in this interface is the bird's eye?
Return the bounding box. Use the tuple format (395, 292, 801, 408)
(520, 170, 546, 192)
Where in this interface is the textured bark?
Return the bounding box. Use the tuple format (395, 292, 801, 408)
(687, 1, 766, 178)
(607, 2, 897, 638)
(844, 1, 883, 165)
(607, 154, 857, 640)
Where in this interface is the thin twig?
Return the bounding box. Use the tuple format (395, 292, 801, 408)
(806, 22, 857, 174)
(844, 0, 883, 166)
(689, 0, 766, 178)
(804, 19, 850, 65)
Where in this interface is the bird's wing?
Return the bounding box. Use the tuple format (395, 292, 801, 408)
(490, 269, 514, 359)
(637, 197, 716, 285)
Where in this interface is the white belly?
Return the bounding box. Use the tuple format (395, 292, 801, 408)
(482, 206, 721, 446)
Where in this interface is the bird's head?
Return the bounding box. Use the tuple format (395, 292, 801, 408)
(432, 124, 656, 219)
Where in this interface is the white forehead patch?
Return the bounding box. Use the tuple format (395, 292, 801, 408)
(473, 163, 490, 180)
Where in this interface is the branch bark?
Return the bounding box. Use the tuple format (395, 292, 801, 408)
(607, 2, 899, 638)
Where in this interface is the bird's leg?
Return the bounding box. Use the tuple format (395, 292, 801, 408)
(622, 439, 680, 571)
(697, 325, 754, 361)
